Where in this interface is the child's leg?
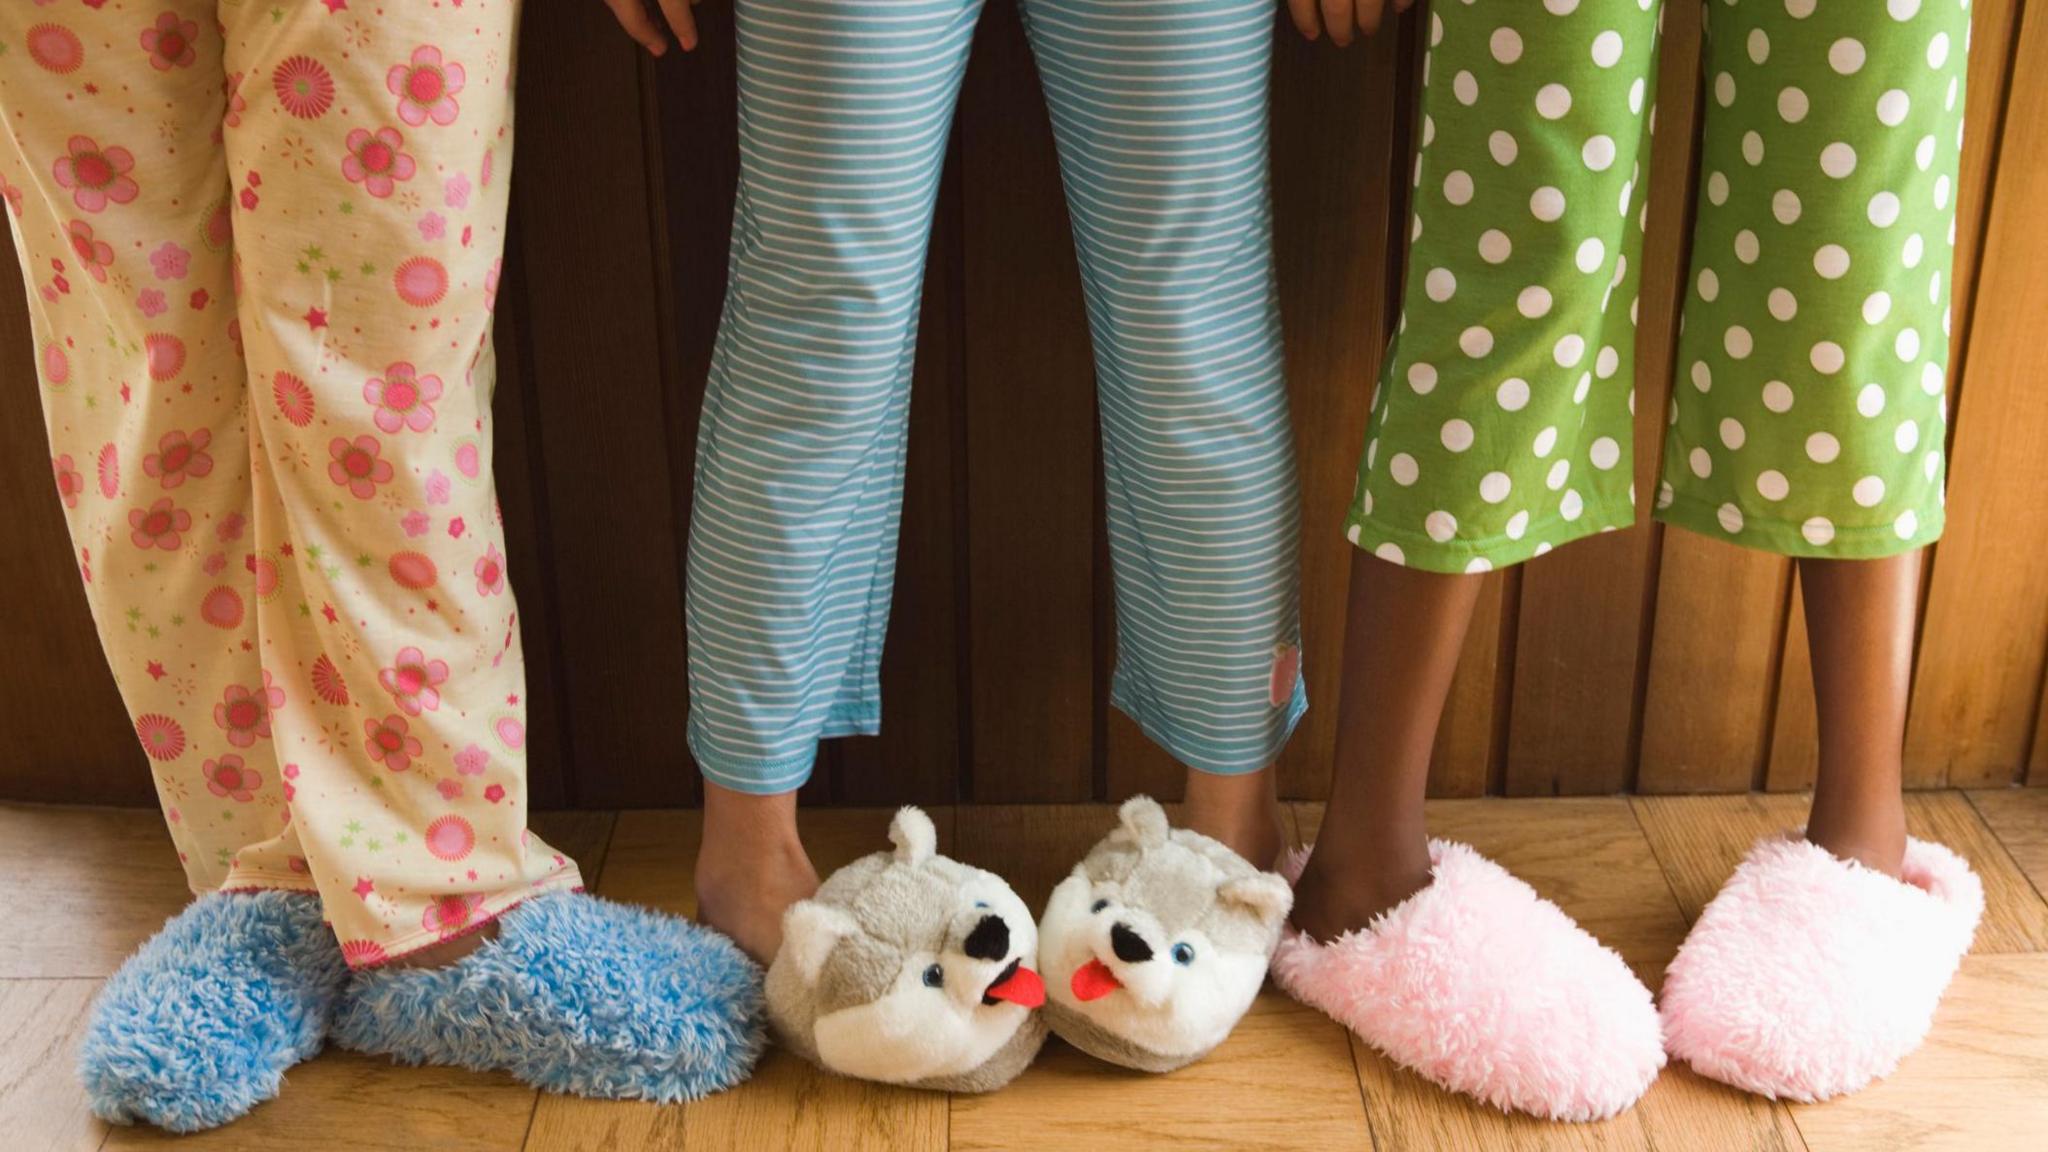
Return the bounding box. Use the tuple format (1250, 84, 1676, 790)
(1018, 0, 1304, 866)
(685, 0, 985, 954)
(1799, 553, 1916, 876)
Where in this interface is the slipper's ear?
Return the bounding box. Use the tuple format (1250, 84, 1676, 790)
(890, 806, 937, 866)
(1116, 795, 1171, 850)
(1218, 872, 1294, 936)
(782, 900, 859, 984)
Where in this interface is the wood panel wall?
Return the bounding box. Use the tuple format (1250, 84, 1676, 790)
(2, 5, 2043, 809)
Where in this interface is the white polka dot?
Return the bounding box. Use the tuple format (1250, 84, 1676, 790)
(1534, 427, 1558, 457)
(1773, 189, 1803, 224)
(1763, 381, 1794, 412)
(1574, 373, 1591, 404)
(1518, 286, 1553, 318)
(1749, 29, 1772, 65)
(1854, 476, 1886, 507)
(1878, 89, 1911, 126)
(1720, 418, 1747, 451)
(1531, 186, 1567, 221)
(1924, 449, 1942, 479)
(1758, 470, 1790, 501)
(1489, 131, 1519, 165)
(1858, 383, 1889, 417)
(1426, 511, 1458, 543)
(1479, 229, 1513, 263)
(1629, 77, 1646, 114)
(1896, 420, 1920, 452)
(1715, 73, 1736, 108)
(1935, 174, 1952, 210)
(1689, 447, 1713, 478)
(1890, 0, 1921, 19)
(1591, 31, 1625, 68)
(1868, 191, 1901, 227)
(1576, 237, 1605, 273)
(1897, 327, 1922, 361)
(1554, 334, 1586, 367)
(1903, 233, 1925, 268)
(1375, 542, 1405, 564)
(1698, 268, 1720, 301)
(1807, 432, 1841, 463)
(1497, 377, 1531, 411)
(1546, 0, 1581, 14)
(1812, 342, 1846, 375)
(1441, 419, 1475, 452)
(1928, 32, 1950, 69)
(1725, 326, 1753, 359)
(1490, 28, 1524, 65)
(1769, 289, 1799, 321)
(1536, 84, 1573, 120)
(1454, 71, 1480, 106)
(1829, 38, 1867, 75)
(1408, 362, 1438, 394)
(1916, 135, 1937, 170)
(1590, 437, 1622, 470)
(1692, 361, 1713, 392)
(1480, 472, 1513, 504)
(1444, 170, 1474, 205)
(1864, 292, 1893, 324)
(1461, 327, 1494, 358)
(1779, 88, 1810, 123)
(1596, 345, 1620, 378)
(1821, 142, 1858, 178)
(1735, 230, 1760, 263)
(1346, 522, 1362, 545)
(1561, 489, 1585, 520)
(1506, 510, 1530, 539)
(1425, 267, 1457, 301)
(1390, 453, 1419, 486)
(1619, 180, 1634, 216)
(1802, 517, 1836, 547)
(1787, 0, 1816, 19)
(1895, 509, 1919, 539)
(1465, 558, 1494, 574)
(1814, 244, 1851, 279)
(1583, 135, 1617, 172)
(1743, 131, 1766, 166)
(1547, 459, 1571, 490)
(1718, 504, 1745, 534)
(1922, 362, 1946, 394)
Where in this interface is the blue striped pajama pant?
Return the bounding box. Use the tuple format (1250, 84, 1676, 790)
(686, 0, 1305, 793)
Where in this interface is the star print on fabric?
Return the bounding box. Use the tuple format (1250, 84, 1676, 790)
(303, 306, 327, 330)
(146, 660, 166, 680)
(322, 0, 349, 12)
(352, 877, 374, 898)
(321, 603, 338, 623)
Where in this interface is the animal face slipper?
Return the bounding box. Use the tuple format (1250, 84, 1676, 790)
(1659, 833, 1983, 1101)
(1036, 796, 1292, 1072)
(765, 807, 1047, 1092)
(1271, 840, 1665, 1121)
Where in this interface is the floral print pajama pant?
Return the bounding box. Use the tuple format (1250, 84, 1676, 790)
(0, 0, 579, 966)
(1351, 0, 1968, 573)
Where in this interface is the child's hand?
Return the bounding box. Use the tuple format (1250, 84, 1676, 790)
(603, 0, 701, 56)
(1288, 0, 1412, 47)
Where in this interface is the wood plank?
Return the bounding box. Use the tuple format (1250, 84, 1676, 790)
(0, 980, 104, 1152)
(523, 1097, 680, 1152)
(1632, 792, 2048, 955)
(1637, 534, 1794, 794)
(959, 2, 1098, 804)
(1504, 0, 1703, 798)
(0, 806, 190, 979)
(511, 3, 694, 808)
(1786, 955, 2048, 1152)
(1939, 0, 2025, 401)
(1967, 789, 2048, 900)
(526, 811, 617, 891)
(1902, 1, 2048, 789)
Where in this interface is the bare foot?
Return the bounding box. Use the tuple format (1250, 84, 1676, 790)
(1806, 797, 1907, 879)
(1181, 767, 1286, 869)
(387, 920, 500, 969)
(1288, 841, 1433, 945)
(695, 839, 819, 964)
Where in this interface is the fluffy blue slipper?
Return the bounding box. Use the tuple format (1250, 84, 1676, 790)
(78, 890, 347, 1133)
(331, 891, 765, 1101)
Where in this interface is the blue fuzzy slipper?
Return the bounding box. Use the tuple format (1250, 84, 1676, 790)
(79, 889, 347, 1133)
(331, 891, 765, 1101)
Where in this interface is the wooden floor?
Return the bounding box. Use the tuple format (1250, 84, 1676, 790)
(3, 793, 2045, 1152)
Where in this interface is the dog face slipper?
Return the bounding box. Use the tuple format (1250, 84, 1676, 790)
(1036, 796, 1292, 1072)
(1660, 834, 1983, 1102)
(1271, 840, 1665, 1121)
(765, 807, 1047, 1092)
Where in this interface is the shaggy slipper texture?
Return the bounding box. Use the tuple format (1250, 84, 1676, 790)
(332, 891, 766, 1101)
(1660, 834, 1983, 1102)
(1271, 841, 1665, 1121)
(78, 889, 347, 1133)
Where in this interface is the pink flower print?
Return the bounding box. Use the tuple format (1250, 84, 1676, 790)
(474, 544, 507, 598)
(135, 713, 187, 761)
(66, 221, 113, 282)
(26, 23, 85, 76)
(328, 435, 395, 500)
(203, 754, 262, 802)
(143, 428, 214, 489)
(97, 443, 120, 499)
(483, 783, 506, 804)
(129, 497, 190, 550)
(53, 455, 83, 508)
(422, 892, 485, 938)
(454, 743, 489, 776)
(447, 516, 466, 539)
(418, 211, 445, 241)
(272, 56, 335, 119)
(239, 186, 258, 212)
(364, 714, 422, 772)
(223, 72, 247, 130)
(53, 136, 138, 213)
(402, 509, 430, 538)
(140, 11, 199, 71)
(387, 45, 465, 127)
(378, 646, 449, 715)
(149, 241, 190, 280)
(342, 127, 415, 199)
(425, 815, 475, 862)
(425, 470, 451, 506)
(311, 655, 350, 706)
(341, 939, 389, 967)
(190, 288, 209, 310)
(136, 288, 168, 318)
(443, 171, 471, 210)
(481, 148, 495, 188)
(436, 778, 464, 801)
(203, 551, 227, 577)
(363, 361, 441, 434)
(215, 673, 283, 747)
(217, 510, 245, 542)
(484, 258, 501, 313)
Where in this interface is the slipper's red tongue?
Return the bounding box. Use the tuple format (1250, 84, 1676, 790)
(1070, 958, 1121, 1002)
(987, 965, 1045, 1008)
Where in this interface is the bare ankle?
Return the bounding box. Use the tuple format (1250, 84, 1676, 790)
(386, 920, 499, 970)
(1181, 766, 1285, 868)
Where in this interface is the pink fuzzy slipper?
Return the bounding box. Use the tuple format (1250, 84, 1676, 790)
(1271, 841, 1664, 1121)
(1659, 834, 1983, 1102)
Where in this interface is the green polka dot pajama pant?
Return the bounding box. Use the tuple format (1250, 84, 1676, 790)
(1349, 0, 1970, 573)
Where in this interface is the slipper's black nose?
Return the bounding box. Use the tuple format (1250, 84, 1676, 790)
(1111, 922, 1153, 964)
(964, 913, 1010, 961)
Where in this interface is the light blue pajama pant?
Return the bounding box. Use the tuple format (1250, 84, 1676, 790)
(686, 0, 1306, 793)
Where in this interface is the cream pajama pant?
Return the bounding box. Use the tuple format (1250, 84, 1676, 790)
(1, 0, 579, 966)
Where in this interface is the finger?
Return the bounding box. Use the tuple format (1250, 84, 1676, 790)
(1356, 0, 1384, 37)
(606, 0, 669, 55)
(1286, 0, 1321, 41)
(1321, 0, 1354, 46)
(657, 0, 699, 51)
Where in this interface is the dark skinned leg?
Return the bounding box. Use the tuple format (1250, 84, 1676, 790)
(1798, 551, 1916, 878)
(1183, 764, 1286, 869)
(1290, 551, 1484, 943)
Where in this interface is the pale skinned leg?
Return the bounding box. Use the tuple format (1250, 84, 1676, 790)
(694, 782, 819, 964)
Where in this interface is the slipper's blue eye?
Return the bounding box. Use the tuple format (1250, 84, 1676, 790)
(974, 901, 989, 909)
(1171, 943, 1195, 966)
(1090, 899, 1109, 913)
(923, 963, 945, 988)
